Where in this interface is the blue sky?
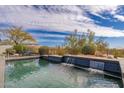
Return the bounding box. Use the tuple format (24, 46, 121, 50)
(0, 5, 124, 48)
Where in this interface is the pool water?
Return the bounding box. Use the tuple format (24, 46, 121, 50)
(5, 59, 123, 88)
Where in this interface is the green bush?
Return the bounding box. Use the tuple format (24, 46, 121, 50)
(13, 44, 28, 54)
(39, 46, 49, 55)
(82, 44, 96, 55)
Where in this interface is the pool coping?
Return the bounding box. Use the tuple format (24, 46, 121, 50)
(5, 55, 40, 61)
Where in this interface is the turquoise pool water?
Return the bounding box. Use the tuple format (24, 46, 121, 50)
(5, 59, 123, 88)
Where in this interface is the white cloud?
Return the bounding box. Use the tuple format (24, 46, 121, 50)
(31, 33, 67, 38)
(85, 24, 124, 37)
(81, 5, 119, 20)
(83, 5, 118, 14)
(0, 5, 124, 37)
(114, 15, 124, 22)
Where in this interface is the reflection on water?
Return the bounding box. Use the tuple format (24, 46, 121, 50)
(5, 59, 123, 88)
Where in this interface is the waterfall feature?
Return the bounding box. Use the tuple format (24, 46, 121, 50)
(66, 57, 70, 64)
(43, 55, 123, 82)
(63, 57, 75, 66)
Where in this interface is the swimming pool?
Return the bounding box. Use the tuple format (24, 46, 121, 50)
(5, 59, 123, 88)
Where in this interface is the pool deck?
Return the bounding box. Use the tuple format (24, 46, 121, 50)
(0, 56, 5, 88)
(5, 55, 40, 61)
(118, 58, 124, 85)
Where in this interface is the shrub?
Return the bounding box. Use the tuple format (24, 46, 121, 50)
(26, 46, 40, 54)
(56, 48, 66, 55)
(82, 44, 96, 55)
(67, 48, 80, 54)
(39, 46, 49, 55)
(13, 44, 28, 54)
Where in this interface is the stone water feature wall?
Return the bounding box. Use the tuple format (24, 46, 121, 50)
(62, 55, 122, 78)
(41, 55, 122, 79)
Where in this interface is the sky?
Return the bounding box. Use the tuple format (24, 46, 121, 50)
(0, 5, 124, 48)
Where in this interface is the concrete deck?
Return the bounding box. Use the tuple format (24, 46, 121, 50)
(5, 55, 40, 61)
(118, 58, 124, 85)
(0, 56, 5, 88)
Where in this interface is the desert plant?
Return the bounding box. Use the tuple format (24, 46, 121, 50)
(13, 44, 28, 55)
(95, 37, 109, 54)
(5, 27, 36, 45)
(39, 46, 49, 55)
(82, 44, 96, 55)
